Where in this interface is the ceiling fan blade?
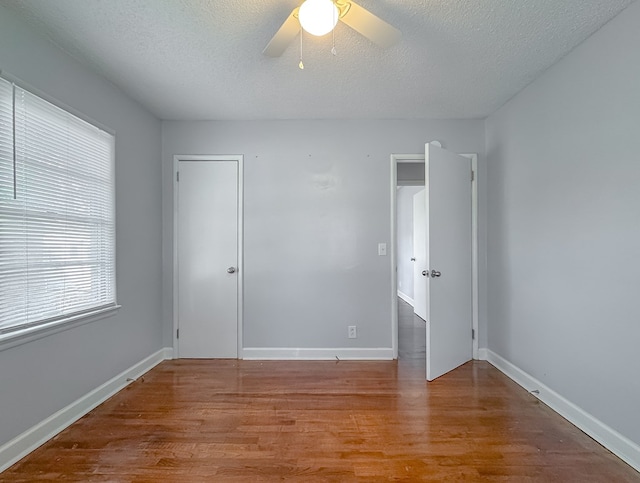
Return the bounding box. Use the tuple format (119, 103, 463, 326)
(339, 1, 401, 48)
(263, 8, 300, 57)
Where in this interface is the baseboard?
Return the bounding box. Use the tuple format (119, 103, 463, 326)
(0, 346, 173, 473)
(481, 349, 640, 473)
(242, 347, 394, 360)
(397, 291, 414, 307)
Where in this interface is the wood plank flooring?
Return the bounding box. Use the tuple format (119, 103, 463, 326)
(2, 301, 638, 481)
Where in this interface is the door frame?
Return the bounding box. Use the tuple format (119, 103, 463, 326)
(390, 152, 478, 360)
(173, 154, 244, 359)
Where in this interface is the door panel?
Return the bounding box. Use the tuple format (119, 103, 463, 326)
(177, 160, 238, 358)
(413, 189, 427, 320)
(426, 144, 472, 380)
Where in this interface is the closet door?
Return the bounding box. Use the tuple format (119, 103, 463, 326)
(177, 158, 239, 358)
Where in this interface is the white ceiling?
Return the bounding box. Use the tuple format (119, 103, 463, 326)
(1, 0, 634, 120)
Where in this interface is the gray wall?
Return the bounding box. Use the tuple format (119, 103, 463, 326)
(396, 186, 424, 301)
(397, 163, 425, 185)
(162, 121, 486, 349)
(0, 7, 163, 446)
(485, 1, 640, 446)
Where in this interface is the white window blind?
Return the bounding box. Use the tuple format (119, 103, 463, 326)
(0, 77, 116, 336)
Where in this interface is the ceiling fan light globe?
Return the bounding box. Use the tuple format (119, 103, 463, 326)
(298, 0, 339, 37)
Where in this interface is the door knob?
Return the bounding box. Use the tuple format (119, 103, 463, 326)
(227, 267, 236, 274)
(411, 257, 416, 261)
(422, 270, 427, 276)
(430, 269, 441, 278)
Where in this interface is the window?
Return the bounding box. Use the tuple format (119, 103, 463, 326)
(0, 76, 116, 338)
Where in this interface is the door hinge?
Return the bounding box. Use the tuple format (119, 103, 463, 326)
(176, 171, 180, 182)
(472, 329, 475, 340)
(176, 328, 179, 339)
(471, 170, 475, 182)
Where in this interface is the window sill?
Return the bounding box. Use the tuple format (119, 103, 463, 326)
(0, 305, 122, 352)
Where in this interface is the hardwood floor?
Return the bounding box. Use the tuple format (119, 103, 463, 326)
(2, 303, 638, 481)
(397, 297, 426, 366)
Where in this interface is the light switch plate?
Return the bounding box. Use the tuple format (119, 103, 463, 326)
(378, 243, 387, 256)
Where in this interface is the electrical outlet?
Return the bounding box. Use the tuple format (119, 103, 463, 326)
(348, 325, 357, 339)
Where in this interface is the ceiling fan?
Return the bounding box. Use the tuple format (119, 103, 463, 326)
(263, 0, 401, 57)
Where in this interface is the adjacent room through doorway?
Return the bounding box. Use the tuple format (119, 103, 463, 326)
(395, 161, 426, 373)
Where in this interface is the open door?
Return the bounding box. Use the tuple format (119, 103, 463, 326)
(425, 143, 473, 381)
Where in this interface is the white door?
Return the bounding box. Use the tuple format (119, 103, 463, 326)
(412, 189, 427, 320)
(177, 159, 239, 358)
(425, 143, 472, 381)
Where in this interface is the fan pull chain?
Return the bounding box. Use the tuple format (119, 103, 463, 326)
(331, 3, 337, 56)
(299, 28, 304, 69)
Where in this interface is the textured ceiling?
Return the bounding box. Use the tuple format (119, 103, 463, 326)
(1, 0, 635, 120)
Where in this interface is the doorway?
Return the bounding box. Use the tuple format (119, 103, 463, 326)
(390, 152, 479, 364)
(173, 155, 244, 358)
